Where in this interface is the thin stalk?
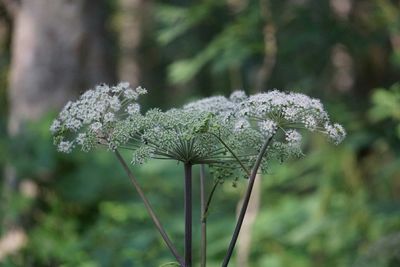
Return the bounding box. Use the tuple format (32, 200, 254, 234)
(221, 137, 273, 267)
(202, 180, 220, 222)
(210, 133, 250, 176)
(184, 163, 193, 267)
(114, 150, 184, 267)
(200, 164, 207, 267)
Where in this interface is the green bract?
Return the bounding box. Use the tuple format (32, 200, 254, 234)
(129, 108, 228, 165)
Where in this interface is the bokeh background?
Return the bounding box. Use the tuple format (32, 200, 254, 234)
(0, 0, 400, 266)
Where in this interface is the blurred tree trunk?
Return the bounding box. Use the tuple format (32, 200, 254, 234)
(1, 0, 115, 248)
(118, 0, 149, 87)
(236, 177, 262, 267)
(7, 0, 115, 134)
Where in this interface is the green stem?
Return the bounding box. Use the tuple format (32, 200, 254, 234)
(114, 150, 184, 266)
(202, 180, 220, 222)
(184, 163, 193, 267)
(221, 137, 273, 267)
(210, 133, 250, 176)
(200, 164, 207, 267)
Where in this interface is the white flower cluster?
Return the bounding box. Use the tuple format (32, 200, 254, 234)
(234, 119, 250, 132)
(51, 82, 147, 153)
(257, 119, 277, 137)
(240, 90, 328, 125)
(182, 90, 345, 164)
(235, 90, 346, 157)
(325, 123, 346, 145)
(183, 95, 236, 120)
(183, 91, 250, 122)
(51, 84, 345, 178)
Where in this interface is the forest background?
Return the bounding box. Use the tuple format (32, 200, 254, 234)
(0, 0, 399, 266)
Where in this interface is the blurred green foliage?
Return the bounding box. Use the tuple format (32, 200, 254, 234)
(1, 0, 400, 266)
(370, 83, 400, 138)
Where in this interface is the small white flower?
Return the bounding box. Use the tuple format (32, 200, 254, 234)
(50, 119, 61, 133)
(238, 106, 250, 116)
(234, 119, 250, 133)
(124, 89, 138, 100)
(59, 101, 73, 121)
(90, 122, 103, 132)
(111, 85, 122, 94)
(229, 91, 247, 103)
(76, 133, 87, 145)
(57, 140, 73, 153)
(183, 96, 236, 117)
(126, 104, 140, 115)
(283, 106, 298, 121)
(303, 115, 317, 131)
(285, 130, 302, 145)
(109, 96, 121, 111)
(65, 118, 82, 131)
(135, 86, 147, 95)
(258, 120, 277, 137)
(325, 123, 346, 144)
(96, 83, 110, 94)
(119, 81, 130, 89)
(104, 112, 115, 123)
(81, 89, 95, 99)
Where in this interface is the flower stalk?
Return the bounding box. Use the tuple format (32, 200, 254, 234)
(184, 163, 193, 267)
(200, 164, 207, 267)
(221, 136, 273, 267)
(115, 150, 184, 266)
(202, 180, 220, 223)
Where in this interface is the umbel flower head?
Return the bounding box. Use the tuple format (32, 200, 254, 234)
(174, 89, 346, 176)
(50, 82, 147, 153)
(232, 90, 346, 163)
(183, 91, 247, 121)
(127, 108, 232, 165)
(116, 92, 257, 184)
(181, 90, 346, 168)
(51, 84, 346, 180)
(125, 92, 252, 166)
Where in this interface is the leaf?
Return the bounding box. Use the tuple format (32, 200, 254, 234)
(369, 84, 400, 121)
(159, 262, 181, 267)
(156, 2, 224, 45)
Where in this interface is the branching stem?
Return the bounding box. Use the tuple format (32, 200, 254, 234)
(210, 133, 250, 176)
(202, 180, 220, 222)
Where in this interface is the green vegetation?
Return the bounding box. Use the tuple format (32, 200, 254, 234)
(1, 0, 400, 266)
